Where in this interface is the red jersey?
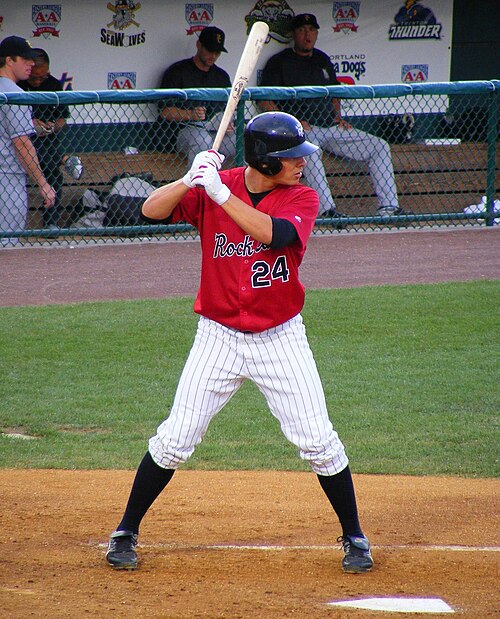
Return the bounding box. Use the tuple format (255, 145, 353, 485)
(171, 167, 319, 332)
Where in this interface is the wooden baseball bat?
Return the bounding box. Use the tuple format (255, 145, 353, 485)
(211, 21, 269, 151)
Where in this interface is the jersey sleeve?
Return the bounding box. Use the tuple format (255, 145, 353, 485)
(5, 105, 35, 139)
(258, 184, 319, 250)
(279, 187, 319, 248)
(217, 67, 231, 87)
(170, 188, 203, 228)
(315, 50, 340, 86)
(47, 76, 70, 119)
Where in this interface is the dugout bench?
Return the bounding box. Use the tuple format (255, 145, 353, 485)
(26, 141, 500, 230)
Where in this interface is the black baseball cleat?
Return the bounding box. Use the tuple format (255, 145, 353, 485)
(106, 530, 138, 570)
(338, 534, 373, 573)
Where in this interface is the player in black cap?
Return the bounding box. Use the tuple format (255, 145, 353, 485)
(198, 26, 228, 53)
(155, 26, 236, 166)
(260, 13, 403, 221)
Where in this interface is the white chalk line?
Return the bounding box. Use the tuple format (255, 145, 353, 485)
(204, 543, 500, 553)
(96, 541, 500, 552)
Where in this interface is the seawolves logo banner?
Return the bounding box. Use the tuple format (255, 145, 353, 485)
(101, 1, 146, 47)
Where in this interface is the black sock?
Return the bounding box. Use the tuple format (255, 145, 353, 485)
(317, 466, 363, 537)
(116, 451, 175, 535)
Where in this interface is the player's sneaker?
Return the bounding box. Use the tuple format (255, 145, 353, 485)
(377, 206, 408, 217)
(338, 534, 373, 573)
(106, 530, 138, 569)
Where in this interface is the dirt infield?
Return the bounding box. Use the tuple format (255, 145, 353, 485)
(1, 228, 499, 618)
(1, 471, 499, 618)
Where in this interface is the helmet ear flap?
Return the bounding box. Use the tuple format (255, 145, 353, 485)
(257, 156, 283, 176)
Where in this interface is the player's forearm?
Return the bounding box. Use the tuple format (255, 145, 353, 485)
(142, 179, 188, 219)
(219, 194, 273, 245)
(12, 135, 50, 189)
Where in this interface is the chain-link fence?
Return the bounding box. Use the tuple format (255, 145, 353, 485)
(1, 81, 498, 247)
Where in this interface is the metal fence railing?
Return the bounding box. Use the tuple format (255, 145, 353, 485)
(0, 81, 498, 247)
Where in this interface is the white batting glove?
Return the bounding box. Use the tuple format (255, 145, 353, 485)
(191, 163, 231, 206)
(205, 170, 231, 205)
(197, 149, 225, 170)
(182, 150, 225, 188)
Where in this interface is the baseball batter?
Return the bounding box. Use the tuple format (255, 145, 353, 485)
(106, 112, 373, 574)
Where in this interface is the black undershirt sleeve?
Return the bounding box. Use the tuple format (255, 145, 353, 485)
(247, 190, 298, 249)
(139, 204, 172, 225)
(270, 217, 298, 249)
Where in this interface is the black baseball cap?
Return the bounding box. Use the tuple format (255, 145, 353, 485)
(199, 26, 227, 53)
(0, 35, 38, 59)
(290, 14, 320, 30)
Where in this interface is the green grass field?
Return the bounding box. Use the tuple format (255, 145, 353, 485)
(0, 280, 498, 477)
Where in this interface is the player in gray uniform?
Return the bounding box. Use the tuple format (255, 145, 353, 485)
(105, 112, 373, 575)
(18, 48, 70, 229)
(260, 13, 402, 219)
(0, 35, 55, 247)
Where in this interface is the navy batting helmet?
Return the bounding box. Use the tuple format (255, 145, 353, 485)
(244, 112, 318, 176)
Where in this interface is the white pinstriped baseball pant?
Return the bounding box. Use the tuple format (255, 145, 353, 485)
(149, 314, 349, 476)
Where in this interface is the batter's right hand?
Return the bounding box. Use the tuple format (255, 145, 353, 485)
(193, 150, 225, 171)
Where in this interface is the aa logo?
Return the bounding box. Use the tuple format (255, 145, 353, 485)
(402, 64, 429, 83)
(108, 72, 136, 89)
(185, 3, 214, 35)
(332, 2, 360, 34)
(32, 4, 61, 39)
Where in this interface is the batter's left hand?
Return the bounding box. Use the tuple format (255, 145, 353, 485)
(191, 163, 230, 205)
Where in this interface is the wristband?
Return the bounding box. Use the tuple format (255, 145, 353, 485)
(208, 183, 231, 206)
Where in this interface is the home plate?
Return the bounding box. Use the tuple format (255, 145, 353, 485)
(327, 597, 454, 613)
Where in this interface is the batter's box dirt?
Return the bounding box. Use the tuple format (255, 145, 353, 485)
(1, 470, 498, 618)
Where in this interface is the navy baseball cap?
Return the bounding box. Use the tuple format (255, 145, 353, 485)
(290, 14, 320, 30)
(199, 26, 227, 53)
(0, 35, 38, 59)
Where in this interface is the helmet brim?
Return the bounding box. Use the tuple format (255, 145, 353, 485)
(268, 140, 319, 158)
